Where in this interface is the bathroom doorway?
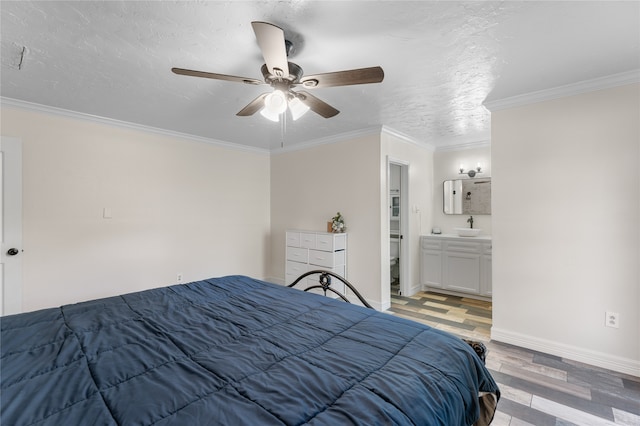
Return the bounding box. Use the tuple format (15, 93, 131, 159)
(389, 160, 408, 296)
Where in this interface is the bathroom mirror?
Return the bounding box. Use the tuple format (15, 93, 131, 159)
(443, 178, 491, 215)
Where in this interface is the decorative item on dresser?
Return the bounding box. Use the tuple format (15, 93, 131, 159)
(329, 211, 346, 233)
(285, 230, 347, 295)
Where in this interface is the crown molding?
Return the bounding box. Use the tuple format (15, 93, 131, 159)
(380, 125, 436, 151)
(0, 97, 271, 155)
(2, 97, 490, 154)
(484, 69, 640, 111)
(271, 126, 384, 154)
(380, 126, 490, 152)
(272, 125, 440, 155)
(435, 138, 491, 152)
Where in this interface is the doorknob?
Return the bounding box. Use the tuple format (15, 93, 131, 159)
(6, 248, 19, 256)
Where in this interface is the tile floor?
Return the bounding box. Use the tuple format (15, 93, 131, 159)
(388, 291, 640, 426)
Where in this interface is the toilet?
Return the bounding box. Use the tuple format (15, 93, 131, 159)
(390, 236, 400, 278)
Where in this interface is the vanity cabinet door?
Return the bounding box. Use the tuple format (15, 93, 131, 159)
(443, 251, 481, 294)
(421, 250, 442, 288)
(420, 237, 443, 288)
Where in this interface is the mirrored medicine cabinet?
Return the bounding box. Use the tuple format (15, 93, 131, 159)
(443, 178, 491, 215)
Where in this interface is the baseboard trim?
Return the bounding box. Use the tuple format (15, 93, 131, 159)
(491, 328, 640, 377)
(406, 284, 422, 298)
(376, 300, 391, 312)
(422, 285, 492, 302)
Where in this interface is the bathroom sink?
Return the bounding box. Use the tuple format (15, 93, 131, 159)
(454, 228, 482, 237)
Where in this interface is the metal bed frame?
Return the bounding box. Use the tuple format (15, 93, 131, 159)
(287, 270, 373, 309)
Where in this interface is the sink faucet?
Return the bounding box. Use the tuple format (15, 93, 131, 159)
(467, 215, 474, 229)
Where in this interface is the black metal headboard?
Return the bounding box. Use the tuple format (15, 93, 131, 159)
(287, 270, 374, 309)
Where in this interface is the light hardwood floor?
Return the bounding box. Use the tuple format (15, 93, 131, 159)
(388, 291, 640, 426)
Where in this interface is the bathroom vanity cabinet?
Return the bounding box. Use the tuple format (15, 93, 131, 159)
(420, 235, 492, 300)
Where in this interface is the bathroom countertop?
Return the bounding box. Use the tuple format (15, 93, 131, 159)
(423, 233, 492, 241)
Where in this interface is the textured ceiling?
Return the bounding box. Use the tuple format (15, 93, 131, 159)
(1, 1, 639, 151)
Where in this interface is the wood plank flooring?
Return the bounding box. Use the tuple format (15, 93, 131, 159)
(388, 291, 640, 425)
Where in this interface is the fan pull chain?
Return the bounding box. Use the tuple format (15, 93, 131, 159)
(280, 110, 287, 148)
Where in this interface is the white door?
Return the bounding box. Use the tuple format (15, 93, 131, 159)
(1, 136, 23, 315)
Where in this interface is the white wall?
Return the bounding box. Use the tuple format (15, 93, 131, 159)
(491, 83, 640, 375)
(432, 146, 492, 235)
(3, 105, 436, 314)
(1, 106, 271, 312)
(269, 132, 383, 306)
(269, 129, 435, 309)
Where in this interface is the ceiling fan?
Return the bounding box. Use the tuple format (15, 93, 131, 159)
(172, 21, 384, 121)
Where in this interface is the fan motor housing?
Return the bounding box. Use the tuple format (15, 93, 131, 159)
(261, 62, 304, 85)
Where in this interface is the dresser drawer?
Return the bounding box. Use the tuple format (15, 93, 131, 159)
(315, 234, 334, 251)
(286, 231, 300, 247)
(285, 261, 309, 285)
(286, 246, 308, 263)
(300, 232, 317, 249)
(315, 233, 347, 252)
(309, 249, 345, 268)
(286, 260, 308, 275)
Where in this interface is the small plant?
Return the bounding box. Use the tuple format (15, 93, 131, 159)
(331, 212, 345, 233)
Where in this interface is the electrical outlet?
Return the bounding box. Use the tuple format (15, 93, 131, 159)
(605, 311, 619, 328)
(176, 273, 183, 283)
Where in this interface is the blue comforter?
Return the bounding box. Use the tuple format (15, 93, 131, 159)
(1, 276, 499, 425)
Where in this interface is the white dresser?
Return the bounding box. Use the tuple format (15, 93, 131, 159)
(420, 234, 492, 300)
(285, 230, 347, 294)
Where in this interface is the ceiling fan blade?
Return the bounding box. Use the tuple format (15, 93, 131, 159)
(251, 21, 289, 78)
(297, 91, 339, 118)
(172, 67, 263, 85)
(236, 93, 270, 116)
(299, 66, 384, 88)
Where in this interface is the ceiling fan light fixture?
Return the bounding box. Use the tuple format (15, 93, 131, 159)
(260, 107, 280, 122)
(264, 90, 287, 114)
(289, 96, 310, 121)
(173, 21, 384, 122)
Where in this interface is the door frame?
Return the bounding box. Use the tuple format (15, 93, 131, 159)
(1, 136, 23, 315)
(387, 158, 410, 297)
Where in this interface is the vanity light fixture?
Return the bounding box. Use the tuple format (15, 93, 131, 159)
(459, 163, 483, 178)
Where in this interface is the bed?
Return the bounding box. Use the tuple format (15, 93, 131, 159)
(1, 274, 499, 425)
